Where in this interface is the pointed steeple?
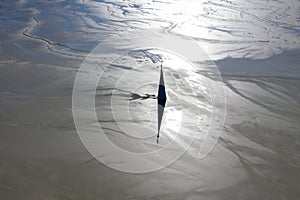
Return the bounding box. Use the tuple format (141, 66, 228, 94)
(157, 62, 167, 143)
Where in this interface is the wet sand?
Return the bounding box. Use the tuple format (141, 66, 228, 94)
(0, 0, 300, 199)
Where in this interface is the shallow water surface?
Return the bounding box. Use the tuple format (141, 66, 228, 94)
(0, 0, 300, 199)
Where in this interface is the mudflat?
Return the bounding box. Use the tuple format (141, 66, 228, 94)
(0, 0, 299, 199)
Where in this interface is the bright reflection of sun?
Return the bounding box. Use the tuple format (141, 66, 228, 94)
(164, 107, 182, 139)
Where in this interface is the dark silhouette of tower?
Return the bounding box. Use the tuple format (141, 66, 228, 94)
(157, 62, 167, 143)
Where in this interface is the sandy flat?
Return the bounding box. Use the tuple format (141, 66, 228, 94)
(0, 0, 299, 199)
